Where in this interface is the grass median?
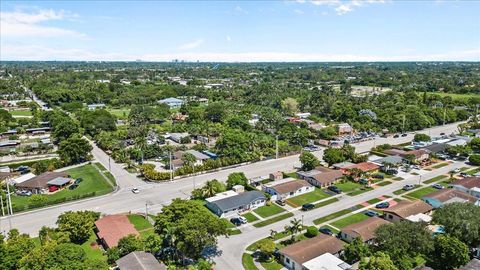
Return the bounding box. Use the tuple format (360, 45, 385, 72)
(313, 209, 352, 225)
(253, 212, 294, 228)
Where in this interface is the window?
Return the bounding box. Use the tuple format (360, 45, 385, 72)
(286, 258, 290, 264)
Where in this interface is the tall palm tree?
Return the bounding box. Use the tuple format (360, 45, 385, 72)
(202, 180, 220, 198)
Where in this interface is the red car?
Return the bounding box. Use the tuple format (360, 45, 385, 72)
(49, 186, 59, 192)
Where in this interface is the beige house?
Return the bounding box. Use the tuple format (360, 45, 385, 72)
(339, 217, 391, 243)
(382, 200, 433, 222)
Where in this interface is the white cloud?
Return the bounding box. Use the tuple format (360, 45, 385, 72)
(179, 39, 204, 50)
(0, 8, 86, 38)
(294, 9, 305, 14)
(235, 6, 248, 14)
(297, 0, 386, 15)
(226, 35, 232, 42)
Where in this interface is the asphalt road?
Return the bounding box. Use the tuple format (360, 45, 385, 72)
(0, 121, 461, 237)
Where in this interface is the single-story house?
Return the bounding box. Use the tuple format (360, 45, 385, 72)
(263, 178, 314, 201)
(449, 177, 480, 198)
(0, 140, 20, 149)
(0, 171, 18, 184)
(185, 149, 210, 165)
(400, 149, 430, 163)
(447, 138, 469, 147)
(168, 133, 190, 144)
(302, 253, 352, 270)
(295, 112, 311, 119)
(116, 251, 165, 270)
(15, 171, 70, 194)
(297, 167, 344, 188)
(11, 172, 36, 185)
(205, 190, 266, 218)
(95, 215, 139, 249)
(87, 103, 106, 110)
(422, 188, 479, 208)
(331, 161, 355, 170)
(422, 143, 447, 154)
(372, 155, 404, 166)
(279, 234, 345, 270)
(158, 97, 184, 109)
(382, 200, 433, 222)
(338, 123, 353, 135)
(339, 217, 391, 243)
(341, 162, 379, 174)
(25, 127, 51, 134)
(47, 177, 72, 188)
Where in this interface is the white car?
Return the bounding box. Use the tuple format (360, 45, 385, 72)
(131, 188, 140, 194)
(237, 216, 248, 224)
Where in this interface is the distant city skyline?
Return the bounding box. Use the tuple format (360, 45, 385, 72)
(1, 0, 479, 62)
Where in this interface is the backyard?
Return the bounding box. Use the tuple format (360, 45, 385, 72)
(11, 164, 114, 212)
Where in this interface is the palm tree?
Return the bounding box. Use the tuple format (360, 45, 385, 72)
(285, 218, 302, 242)
(202, 180, 221, 198)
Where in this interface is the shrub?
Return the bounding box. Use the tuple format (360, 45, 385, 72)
(469, 154, 480, 165)
(306, 226, 318, 238)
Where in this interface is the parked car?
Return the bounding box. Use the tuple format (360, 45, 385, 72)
(375, 202, 390, 209)
(319, 227, 333, 235)
(440, 132, 445, 136)
(364, 210, 380, 217)
(432, 184, 444, 189)
(49, 186, 58, 192)
(372, 174, 385, 179)
(459, 172, 469, 178)
(328, 186, 342, 194)
(411, 165, 421, 170)
(69, 184, 78, 190)
(16, 190, 32, 196)
(450, 168, 460, 173)
(131, 188, 140, 194)
(74, 178, 83, 184)
(401, 133, 408, 137)
(359, 178, 369, 185)
(230, 217, 247, 226)
(302, 203, 315, 211)
(403, 184, 415, 191)
(276, 200, 286, 206)
(393, 134, 400, 138)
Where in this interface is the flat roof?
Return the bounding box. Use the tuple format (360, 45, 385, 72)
(303, 253, 351, 270)
(47, 177, 72, 186)
(205, 190, 238, 203)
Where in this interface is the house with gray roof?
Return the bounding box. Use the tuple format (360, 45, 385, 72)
(116, 251, 165, 270)
(373, 155, 404, 166)
(158, 97, 184, 109)
(206, 190, 266, 217)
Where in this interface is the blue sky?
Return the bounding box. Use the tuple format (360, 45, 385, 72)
(1, 0, 479, 61)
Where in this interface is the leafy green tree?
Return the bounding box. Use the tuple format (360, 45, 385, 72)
(205, 102, 226, 123)
(469, 154, 480, 165)
(0, 230, 36, 270)
(299, 151, 320, 171)
(57, 134, 93, 165)
(52, 118, 80, 142)
(143, 234, 162, 255)
(111, 234, 142, 261)
(318, 126, 338, 140)
(202, 179, 226, 198)
(257, 238, 275, 262)
(281, 97, 298, 115)
(359, 252, 398, 270)
(413, 133, 431, 142)
(426, 235, 469, 270)
(45, 243, 87, 269)
(79, 109, 117, 137)
(323, 147, 346, 166)
(18, 241, 57, 270)
(469, 138, 480, 152)
(154, 199, 227, 261)
(182, 152, 197, 168)
(432, 202, 480, 247)
(305, 226, 318, 238)
(373, 221, 433, 269)
(28, 194, 48, 207)
(226, 172, 248, 189)
(56, 211, 100, 244)
(342, 237, 372, 264)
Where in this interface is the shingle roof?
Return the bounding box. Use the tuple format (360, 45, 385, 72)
(423, 189, 478, 204)
(343, 162, 379, 173)
(450, 177, 480, 189)
(16, 171, 69, 189)
(116, 251, 165, 270)
(403, 149, 428, 159)
(279, 234, 344, 265)
(47, 177, 72, 186)
(186, 149, 210, 160)
(374, 155, 404, 165)
(269, 180, 312, 195)
(207, 191, 266, 212)
(383, 200, 433, 219)
(340, 217, 390, 241)
(312, 170, 344, 185)
(95, 215, 139, 248)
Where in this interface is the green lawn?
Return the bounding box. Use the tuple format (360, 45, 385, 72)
(127, 214, 152, 231)
(426, 92, 479, 101)
(253, 213, 294, 228)
(393, 185, 421, 195)
(9, 110, 32, 117)
(253, 204, 286, 218)
(81, 231, 107, 262)
(465, 167, 480, 174)
(261, 260, 283, 270)
(108, 108, 130, 119)
(330, 213, 370, 229)
(347, 187, 373, 196)
(367, 198, 382, 204)
(242, 253, 259, 270)
(11, 164, 113, 212)
(393, 177, 404, 181)
(242, 212, 259, 222)
(431, 163, 449, 169)
(313, 209, 352, 225)
(407, 186, 438, 199)
(335, 181, 363, 192)
(320, 225, 340, 234)
(285, 188, 331, 207)
(424, 175, 448, 184)
(376, 181, 392, 186)
(93, 162, 116, 185)
(314, 197, 339, 208)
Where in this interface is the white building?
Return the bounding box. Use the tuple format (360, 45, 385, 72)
(303, 253, 352, 270)
(263, 178, 314, 201)
(158, 97, 185, 109)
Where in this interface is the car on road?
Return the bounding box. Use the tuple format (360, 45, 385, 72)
(276, 200, 286, 206)
(230, 217, 247, 226)
(401, 133, 408, 137)
(450, 168, 460, 173)
(411, 165, 421, 170)
(74, 178, 83, 184)
(301, 203, 315, 211)
(131, 188, 140, 194)
(328, 186, 342, 194)
(69, 184, 78, 190)
(440, 132, 445, 136)
(459, 172, 469, 178)
(431, 184, 444, 189)
(319, 227, 333, 235)
(375, 202, 390, 209)
(364, 210, 380, 217)
(403, 184, 415, 191)
(393, 134, 400, 138)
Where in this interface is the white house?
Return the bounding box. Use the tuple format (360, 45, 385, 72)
(302, 253, 352, 270)
(262, 178, 314, 201)
(449, 177, 480, 199)
(158, 97, 185, 109)
(87, 103, 106, 110)
(205, 191, 266, 218)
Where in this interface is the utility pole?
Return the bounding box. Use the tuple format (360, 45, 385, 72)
(169, 151, 173, 181)
(0, 195, 4, 216)
(145, 203, 148, 219)
(6, 179, 13, 230)
(275, 135, 279, 159)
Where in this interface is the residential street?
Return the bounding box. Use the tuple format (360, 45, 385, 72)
(0, 121, 461, 237)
